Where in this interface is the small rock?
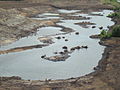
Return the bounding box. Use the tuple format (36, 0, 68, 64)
(99, 27, 103, 30)
(93, 66, 99, 70)
(56, 36, 61, 39)
(92, 26, 96, 28)
(70, 48, 75, 51)
(65, 39, 68, 41)
(62, 36, 65, 39)
(62, 46, 68, 49)
(76, 46, 81, 49)
(75, 32, 79, 35)
(64, 49, 68, 53)
(41, 55, 46, 58)
(81, 46, 88, 49)
(59, 52, 64, 54)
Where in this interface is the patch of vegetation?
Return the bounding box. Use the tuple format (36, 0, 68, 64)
(100, 25, 120, 38)
(100, 30, 112, 38)
(101, 0, 120, 9)
(108, 12, 120, 18)
(112, 25, 120, 37)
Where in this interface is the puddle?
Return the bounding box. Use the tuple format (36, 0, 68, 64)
(0, 9, 114, 80)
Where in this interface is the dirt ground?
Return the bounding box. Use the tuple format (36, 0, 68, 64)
(0, 0, 120, 90)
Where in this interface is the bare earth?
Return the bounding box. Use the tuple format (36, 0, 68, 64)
(0, 0, 120, 90)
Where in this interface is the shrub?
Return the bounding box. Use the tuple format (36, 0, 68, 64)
(108, 12, 120, 18)
(100, 30, 112, 38)
(111, 25, 120, 37)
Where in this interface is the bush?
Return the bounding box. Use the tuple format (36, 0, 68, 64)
(100, 30, 112, 38)
(112, 25, 120, 37)
(100, 26, 120, 38)
(108, 12, 120, 18)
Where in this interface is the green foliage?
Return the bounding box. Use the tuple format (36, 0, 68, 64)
(100, 30, 112, 38)
(100, 25, 120, 38)
(108, 12, 120, 18)
(112, 25, 120, 37)
(101, 0, 120, 9)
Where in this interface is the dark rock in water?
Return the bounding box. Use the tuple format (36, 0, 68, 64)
(62, 36, 65, 39)
(76, 46, 81, 49)
(65, 39, 68, 41)
(70, 46, 81, 51)
(54, 52, 58, 54)
(93, 66, 99, 70)
(64, 49, 68, 53)
(70, 47, 76, 51)
(75, 32, 79, 35)
(62, 46, 68, 49)
(99, 26, 103, 30)
(59, 51, 64, 55)
(92, 26, 96, 28)
(41, 55, 46, 58)
(56, 36, 61, 39)
(81, 46, 88, 49)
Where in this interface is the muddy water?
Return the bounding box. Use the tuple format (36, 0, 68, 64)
(0, 10, 114, 80)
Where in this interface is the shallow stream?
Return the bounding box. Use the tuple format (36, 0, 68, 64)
(0, 9, 114, 80)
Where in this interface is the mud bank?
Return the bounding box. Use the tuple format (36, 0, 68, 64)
(0, 8, 57, 46)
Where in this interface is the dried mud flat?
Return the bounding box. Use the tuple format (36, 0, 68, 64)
(0, 0, 120, 90)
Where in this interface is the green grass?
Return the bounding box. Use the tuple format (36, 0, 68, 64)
(101, 0, 120, 9)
